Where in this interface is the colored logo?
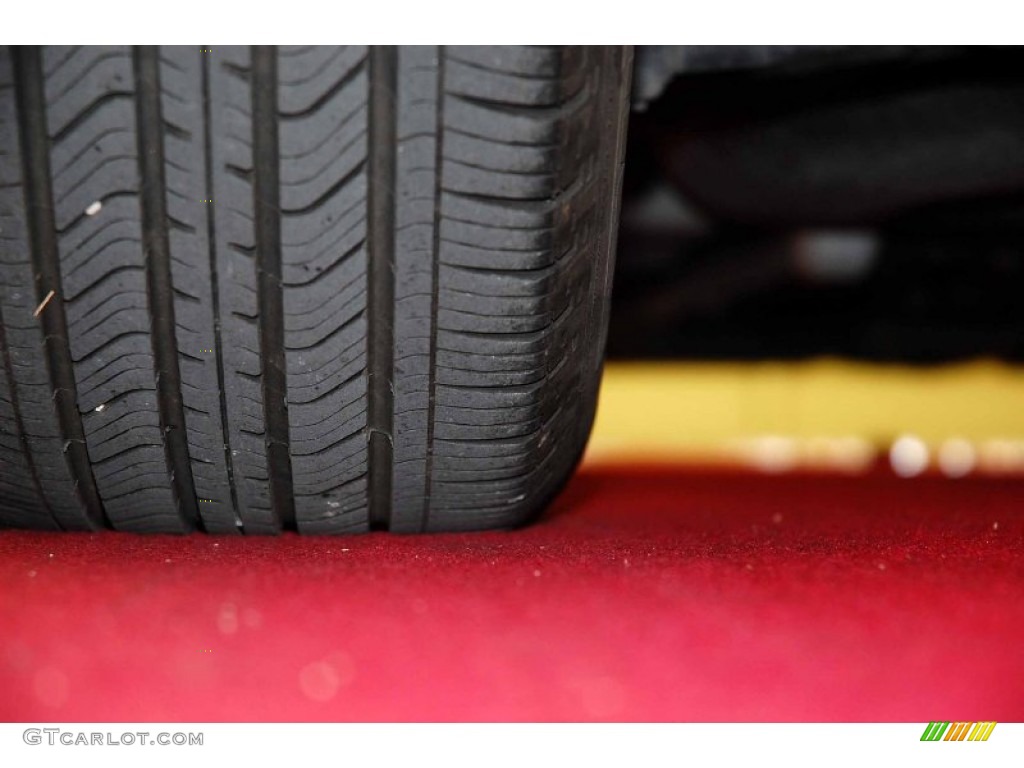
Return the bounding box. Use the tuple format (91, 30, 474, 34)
(921, 722, 996, 741)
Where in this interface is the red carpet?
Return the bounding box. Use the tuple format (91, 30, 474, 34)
(1, 467, 1022, 722)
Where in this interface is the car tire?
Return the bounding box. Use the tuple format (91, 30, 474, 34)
(0, 45, 631, 534)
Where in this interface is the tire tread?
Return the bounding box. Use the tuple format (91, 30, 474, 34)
(0, 45, 631, 534)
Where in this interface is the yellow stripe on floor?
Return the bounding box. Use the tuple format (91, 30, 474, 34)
(584, 360, 1024, 472)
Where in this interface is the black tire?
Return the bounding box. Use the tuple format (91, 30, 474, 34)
(0, 45, 631, 534)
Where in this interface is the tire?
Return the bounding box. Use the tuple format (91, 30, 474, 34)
(0, 45, 631, 534)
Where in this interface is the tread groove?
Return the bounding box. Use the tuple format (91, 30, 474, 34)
(133, 45, 202, 531)
(366, 45, 397, 531)
(202, 44, 243, 531)
(252, 45, 295, 531)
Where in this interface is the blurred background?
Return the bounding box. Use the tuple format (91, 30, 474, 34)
(586, 45, 1024, 476)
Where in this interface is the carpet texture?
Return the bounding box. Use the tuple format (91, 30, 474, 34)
(1, 467, 1022, 722)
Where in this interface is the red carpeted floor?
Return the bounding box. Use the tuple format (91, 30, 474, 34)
(1, 467, 1022, 722)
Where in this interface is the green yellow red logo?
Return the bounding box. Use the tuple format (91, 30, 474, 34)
(920, 722, 996, 741)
